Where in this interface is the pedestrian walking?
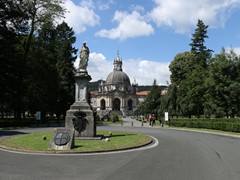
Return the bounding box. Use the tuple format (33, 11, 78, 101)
(148, 114, 152, 126)
(152, 115, 156, 126)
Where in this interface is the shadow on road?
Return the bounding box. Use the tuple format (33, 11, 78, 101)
(0, 130, 28, 138)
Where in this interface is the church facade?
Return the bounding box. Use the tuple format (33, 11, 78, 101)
(90, 53, 138, 116)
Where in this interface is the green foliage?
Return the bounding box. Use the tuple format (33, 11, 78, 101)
(26, 21, 77, 118)
(111, 113, 119, 123)
(0, 0, 29, 119)
(167, 19, 221, 118)
(0, 0, 75, 121)
(0, 117, 35, 127)
(169, 118, 240, 132)
(138, 79, 161, 115)
(204, 49, 240, 118)
(159, 83, 178, 117)
(189, 19, 212, 64)
(23, 0, 65, 59)
(169, 51, 197, 85)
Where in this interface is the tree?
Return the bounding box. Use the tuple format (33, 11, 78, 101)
(189, 19, 212, 67)
(140, 79, 160, 115)
(26, 21, 77, 119)
(204, 49, 240, 118)
(162, 83, 178, 117)
(0, 0, 29, 119)
(169, 51, 205, 117)
(169, 51, 196, 85)
(26, 21, 60, 119)
(168, 20, 212, 118)
(0, 1, 78, 121)
(23, 0, 65, 59)
(178, 65, 207, 118)
(55, 21, 77, 118)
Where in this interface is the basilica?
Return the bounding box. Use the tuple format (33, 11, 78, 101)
(90, 53, 138, 116)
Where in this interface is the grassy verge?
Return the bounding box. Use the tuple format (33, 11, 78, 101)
(0, 130, 152, 153)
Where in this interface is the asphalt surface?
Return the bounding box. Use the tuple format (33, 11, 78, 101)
(1, 120, 240, 180)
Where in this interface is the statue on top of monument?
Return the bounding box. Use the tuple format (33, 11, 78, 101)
(78, 42, 90, 71)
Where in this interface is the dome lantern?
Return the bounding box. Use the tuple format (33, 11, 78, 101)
(113, 51, 122, 71)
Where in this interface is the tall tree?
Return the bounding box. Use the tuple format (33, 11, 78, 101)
(55, 21, 77, 118)
(169, 51, 196, 85)
(26, 21, 77, 119)
(169, 51, 201, 117)
(0, 0, 28, 119)
(179, 19, 212, 117)
(178, 65, 207, 118)
(23, 0, 65, 119)
(189, 19, 212, 67)
(204, 49, 240, 118)
(162, 83, 178, 117)
(26, 21, 59, 118)
(23, 0, 65, 59)
(142, 79, 160, 114)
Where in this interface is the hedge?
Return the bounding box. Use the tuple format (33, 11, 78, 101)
(169, 118, 240, 132)
(0, 117, 63, 127)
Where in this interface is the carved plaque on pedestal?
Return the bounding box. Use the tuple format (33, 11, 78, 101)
(49, 128, 74, 150)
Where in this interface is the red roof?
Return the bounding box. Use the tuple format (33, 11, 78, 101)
(136, 91, 150, 96)
(90, 91, 97, 96)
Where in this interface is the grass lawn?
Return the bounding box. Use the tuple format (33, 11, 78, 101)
(0, 130, 152, 153)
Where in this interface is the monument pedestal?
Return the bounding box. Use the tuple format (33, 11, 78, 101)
(65, 70, 96, 137)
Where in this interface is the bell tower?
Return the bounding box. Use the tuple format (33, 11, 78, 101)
(113, 51, 122, 71)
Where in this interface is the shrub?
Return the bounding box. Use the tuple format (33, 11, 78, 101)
(169, 118, 240, 132)
(111, 113, 119, 123)
(109, 113, 119, 123)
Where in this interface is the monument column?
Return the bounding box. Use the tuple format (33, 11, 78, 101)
(65, 42, 96, 137)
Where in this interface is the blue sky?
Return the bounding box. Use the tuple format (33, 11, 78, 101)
(60, 0, 240, 85)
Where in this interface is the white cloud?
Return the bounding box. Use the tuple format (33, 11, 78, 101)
(124, 59, 170, 85)
(130, 5, 145, 12)
(61, 0, 100, 34)
(80, 0, 94, 9)
(149, 0, 240, 34)
(225, 47, 240, 56)
(95, 10, 154, 40)
(88, 52, 113, 80)
(75, 52, 170, 85)
(232, 47, 240, 55)
(97, 0, 115, 11)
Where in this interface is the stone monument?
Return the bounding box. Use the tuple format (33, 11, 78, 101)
(49, 128, 75, 150)
(65, 42, 96, 137)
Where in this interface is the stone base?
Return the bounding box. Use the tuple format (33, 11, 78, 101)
(65, 102, 96, 137)
(75, 135, 103, 140)
(75, 70, 92, 81)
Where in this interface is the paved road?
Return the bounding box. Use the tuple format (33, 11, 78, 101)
(1, 122, 240, 180)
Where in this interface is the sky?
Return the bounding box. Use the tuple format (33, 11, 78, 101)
(59, 0, 240, 85)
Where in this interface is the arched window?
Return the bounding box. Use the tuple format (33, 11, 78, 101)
(128, 99, 133, 110)
(100, 99, 106, 110)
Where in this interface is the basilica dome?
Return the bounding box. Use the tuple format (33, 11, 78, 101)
(106, 70, 130, 85)
(105, 53, 130, 85)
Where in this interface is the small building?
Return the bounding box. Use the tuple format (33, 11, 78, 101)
(136, 91, 151, 103)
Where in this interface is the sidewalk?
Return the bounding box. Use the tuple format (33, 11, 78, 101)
(121, 116, 153, 127)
